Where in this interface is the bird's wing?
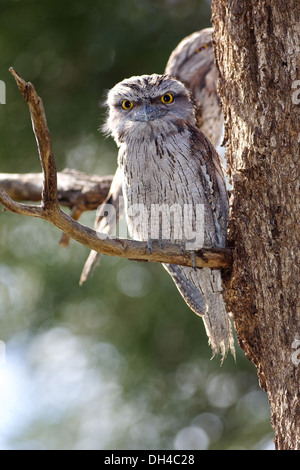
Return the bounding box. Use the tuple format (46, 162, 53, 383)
(79, 167, 123, 284)
(165, 28, 223, 147)
(188, 125, 229, 247)
(162, 127, 233, 359)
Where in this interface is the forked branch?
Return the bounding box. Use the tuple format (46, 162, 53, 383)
(0, 68, 232, 270)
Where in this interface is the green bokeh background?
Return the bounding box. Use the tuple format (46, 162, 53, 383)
(0, 0, 273, 450)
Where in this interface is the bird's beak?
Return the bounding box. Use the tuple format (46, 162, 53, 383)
(134, 104, 159, 122)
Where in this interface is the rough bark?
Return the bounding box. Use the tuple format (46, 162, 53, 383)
(212, 0, 300, 450)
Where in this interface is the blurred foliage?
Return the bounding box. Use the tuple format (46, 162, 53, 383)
(0, 0, 273, 450)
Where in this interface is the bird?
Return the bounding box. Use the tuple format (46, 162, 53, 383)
(101, 73, 234, 359)
(80, 28, 224, 284)
(165, 28, 223, 148)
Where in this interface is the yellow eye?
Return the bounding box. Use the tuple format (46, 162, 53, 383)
(161, 93, 174, 104)
(122, 100, 133, 110)
(196, 43, 209, 53)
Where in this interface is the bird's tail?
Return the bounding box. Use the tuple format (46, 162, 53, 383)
(163, 264, 235, 360)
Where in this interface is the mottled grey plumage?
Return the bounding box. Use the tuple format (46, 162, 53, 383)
(81, 28, 224, 285)
(103, 73, 234, 358)
(165, 28, 223, 148)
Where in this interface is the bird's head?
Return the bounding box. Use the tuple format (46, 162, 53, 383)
(102, 74, 196, 145)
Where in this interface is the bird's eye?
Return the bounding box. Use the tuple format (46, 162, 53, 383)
(161, 93, 174, 104)
(122, 100, 133, 110)
(195, 43, 209, 53)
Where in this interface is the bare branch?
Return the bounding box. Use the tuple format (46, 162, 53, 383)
(0, 170, 113, 210)
(9, 67, 58, 212)
(0, 68, 232, 271)
(0, 187, 44, 217)
(0, 169, 114, 248)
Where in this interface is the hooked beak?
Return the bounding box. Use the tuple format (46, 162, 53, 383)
(133, 104, 163, 122)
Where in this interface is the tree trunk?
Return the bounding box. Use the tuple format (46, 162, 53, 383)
(211, 0, 300, 449)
